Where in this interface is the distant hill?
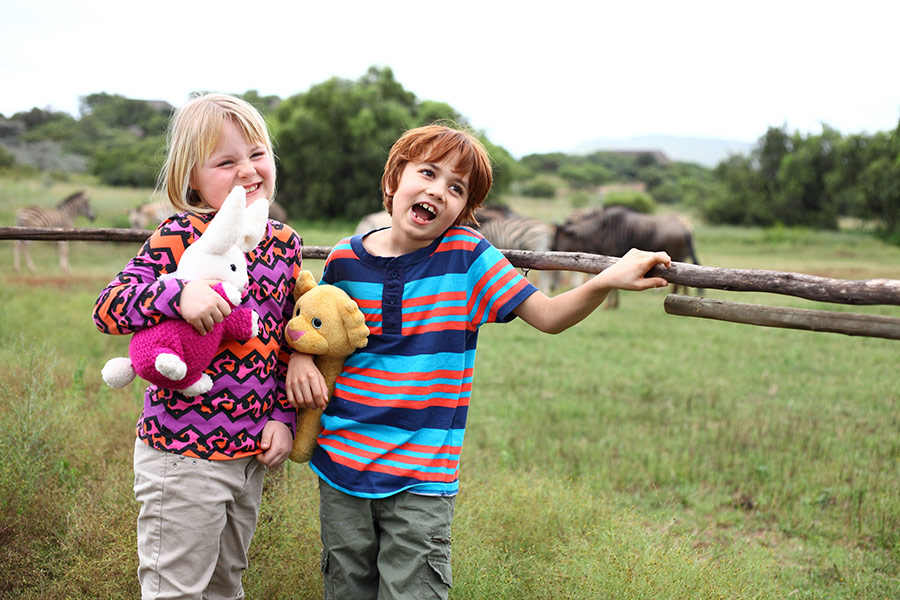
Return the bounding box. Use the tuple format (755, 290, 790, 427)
(571, 135, 755, 168)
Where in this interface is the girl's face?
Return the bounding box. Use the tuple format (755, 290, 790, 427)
(191, 119, 275, 210)
(387, 155, 471, 252)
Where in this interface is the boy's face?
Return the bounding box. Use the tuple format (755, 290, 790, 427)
(388, 155, 470, 250)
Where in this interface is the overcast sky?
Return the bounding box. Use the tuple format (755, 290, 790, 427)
(2, 0, 898, 158)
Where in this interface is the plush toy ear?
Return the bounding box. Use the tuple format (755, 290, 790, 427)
(293, 270, 318, 300)
(238, 197, 269, 252)
(199, 186, 244, 255)
(340, 301, 369, 349)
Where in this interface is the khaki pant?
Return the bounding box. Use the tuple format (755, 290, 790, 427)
(133, 438, 266, 600)
(319, 479, 455, 600)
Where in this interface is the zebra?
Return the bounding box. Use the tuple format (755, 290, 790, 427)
(470, 208, 556, 292)
(14, 190, 95, 274)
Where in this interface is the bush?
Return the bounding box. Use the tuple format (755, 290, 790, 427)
(0, 145, 14, 168)
(603, 189, 656, 213)
(520, 176, 558, 198)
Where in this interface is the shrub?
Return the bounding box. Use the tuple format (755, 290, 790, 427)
(520, 176, 558, 198)
(603, 189, 657, 213)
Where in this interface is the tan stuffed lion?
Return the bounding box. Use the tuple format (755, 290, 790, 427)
(285, 270, 369, 462)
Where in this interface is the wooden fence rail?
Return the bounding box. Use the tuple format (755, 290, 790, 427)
(3, 226, 900, 306)
(4, 226, 900, 339)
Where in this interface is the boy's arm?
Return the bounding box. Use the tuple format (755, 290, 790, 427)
(514, 248, 671, 334)
(285, 352, 329, 410)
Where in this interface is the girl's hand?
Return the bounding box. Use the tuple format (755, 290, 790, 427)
(599, 248, 671, 291)
(256, 420, 292, 467)
(180, 279, 232, 335)
(285, 352, 330, 410)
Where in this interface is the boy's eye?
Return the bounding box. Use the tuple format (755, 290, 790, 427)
(420, 168, 434, 177)
(450, 184, 464, 195)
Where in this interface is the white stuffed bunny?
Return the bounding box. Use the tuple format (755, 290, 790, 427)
(102, 186, 269, 396)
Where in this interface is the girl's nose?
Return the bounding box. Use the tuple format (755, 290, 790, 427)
(237, 160, 256, 178)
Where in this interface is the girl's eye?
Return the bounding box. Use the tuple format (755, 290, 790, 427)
(420, 168, 434, 178)
(450, 184, 464, 195)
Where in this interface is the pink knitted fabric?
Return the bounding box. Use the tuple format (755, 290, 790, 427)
(128, 283, 255, 390)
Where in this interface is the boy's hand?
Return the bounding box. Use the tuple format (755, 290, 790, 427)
(180, 279, 232, 335)
(601, 248, 671, 290)
(285, 352, 329, 410)
(256, 420, 292, 467)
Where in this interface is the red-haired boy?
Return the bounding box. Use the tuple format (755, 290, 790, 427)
(290, 124, 671, 599)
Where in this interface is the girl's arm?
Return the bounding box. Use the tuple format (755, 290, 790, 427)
(93, 220, 191, 335)
(513, 248, 671, 334)
(180, 280, 233, 335)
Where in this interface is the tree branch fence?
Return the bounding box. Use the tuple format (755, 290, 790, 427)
(4, 226, 900, 340)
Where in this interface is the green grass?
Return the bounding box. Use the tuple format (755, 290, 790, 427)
(2, 176, 900, 598)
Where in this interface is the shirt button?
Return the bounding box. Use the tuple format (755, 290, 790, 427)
(390, 271, 400, 279)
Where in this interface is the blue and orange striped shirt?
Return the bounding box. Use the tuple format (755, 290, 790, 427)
(310, 226, 537, 497)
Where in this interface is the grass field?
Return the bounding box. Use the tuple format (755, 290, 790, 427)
(1, 176, 899, 599)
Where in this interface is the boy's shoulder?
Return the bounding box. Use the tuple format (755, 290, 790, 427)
(432, 225, 488, 254)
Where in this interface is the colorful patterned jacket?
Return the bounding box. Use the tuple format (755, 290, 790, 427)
(93, 212, 301, 460)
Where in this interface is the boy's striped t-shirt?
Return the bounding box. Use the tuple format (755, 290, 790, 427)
(309, 226, 537, 498)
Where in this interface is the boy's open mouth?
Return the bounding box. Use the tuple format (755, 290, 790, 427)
(412, 203, 436, 222)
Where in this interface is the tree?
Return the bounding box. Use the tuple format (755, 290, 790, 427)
(856, 128, 900, 240)
(80, 93, 170, 136)
(772, 126, 842, 229)
(273, 66, 510, 220)
(273, 67, 420, 219)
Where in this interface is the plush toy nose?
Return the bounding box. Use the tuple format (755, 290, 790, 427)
(288, 329, 305, 341)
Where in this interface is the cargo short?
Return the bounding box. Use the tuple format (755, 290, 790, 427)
(318, 478, 455, 600)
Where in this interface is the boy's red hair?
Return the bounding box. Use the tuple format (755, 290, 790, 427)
(382, 124, 493, 226)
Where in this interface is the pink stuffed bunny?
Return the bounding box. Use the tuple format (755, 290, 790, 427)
(101, 186, 269, 396)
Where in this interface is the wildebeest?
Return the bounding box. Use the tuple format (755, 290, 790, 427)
(354, 211, 392, 236)
(553, 205, 700, 307)
(14, 191, 95, 274)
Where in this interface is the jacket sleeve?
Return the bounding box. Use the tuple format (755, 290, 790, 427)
(92, 215, 195, 335)
(268, 226, 304, 435)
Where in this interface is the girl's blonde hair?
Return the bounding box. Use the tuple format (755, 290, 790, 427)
(382, 124, 493, 227)
(158, 93, 275, 213)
